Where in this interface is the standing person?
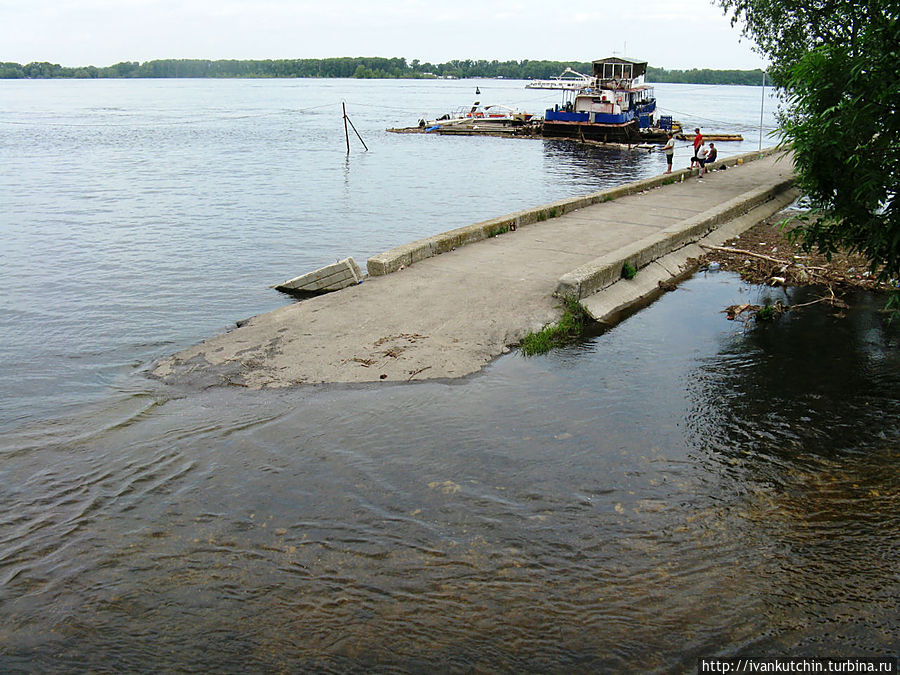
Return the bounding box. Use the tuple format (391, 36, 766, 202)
(692, 127, 703, 163)
(663, 132, 675, 173)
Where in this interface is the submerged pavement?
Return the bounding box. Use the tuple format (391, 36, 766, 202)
(152, 149, 798, 388)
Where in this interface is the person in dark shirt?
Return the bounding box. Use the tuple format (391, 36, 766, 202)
(704, 142, 718, 174)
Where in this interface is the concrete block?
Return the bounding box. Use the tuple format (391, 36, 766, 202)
(367, 249, 410, 276)
(431, 236, 458, 255)
(581, 259, 680, 323)
(410, 240, 436, 265)
(480, 215, 518, 236)
(276, 257, 362, 294)
(366, 256, 389, 276)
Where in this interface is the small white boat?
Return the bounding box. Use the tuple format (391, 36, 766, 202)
(423, 101, 533, 131)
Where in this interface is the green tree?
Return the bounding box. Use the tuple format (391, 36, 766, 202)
(719, 0, 875, 83)
(780, 15, 900, 282)
(721, 0, 900, 283)
(646, 66, 765, 85)
(23, 61, 63, 78)
(0, 62, 25, 78)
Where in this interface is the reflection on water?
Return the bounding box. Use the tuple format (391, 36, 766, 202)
(683, 284, 900, 657)
(542, 138, 662, 191)
(1, 274, 897, 671)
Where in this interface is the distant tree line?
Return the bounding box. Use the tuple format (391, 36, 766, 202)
(646, 66, 766, 85)
(0, 58, 593, 80)
(0, 58, 767, 85)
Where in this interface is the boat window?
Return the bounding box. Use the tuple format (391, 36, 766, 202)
(595, 60, 642, 82)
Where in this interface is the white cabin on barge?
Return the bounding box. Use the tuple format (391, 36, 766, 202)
(533, 57, 658, 143)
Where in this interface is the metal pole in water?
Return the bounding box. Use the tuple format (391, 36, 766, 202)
(346, 114, 369, 152)
(759, 71, 766, 151)
(343, 101, 350, 154)
(342, 102, 368, 153)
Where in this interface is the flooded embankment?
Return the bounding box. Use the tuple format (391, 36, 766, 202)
(2, 79, 894, 671)
(2, 272, 897, 671)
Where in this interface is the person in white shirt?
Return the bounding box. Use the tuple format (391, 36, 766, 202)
(694, 142, 709, 176)
(662, 133, 675, 174)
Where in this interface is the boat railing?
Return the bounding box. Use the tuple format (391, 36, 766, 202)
(526, 68, 594, 91)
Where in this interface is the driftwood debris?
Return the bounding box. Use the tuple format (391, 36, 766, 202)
(724, 292, 850, 323)
(701, 244, 788, 266)
(701, 239, 856, 321)
(699, 243, 846, 289)
(699, 218, 894, 293)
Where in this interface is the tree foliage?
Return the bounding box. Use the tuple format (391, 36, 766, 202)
(718, 0, 878, 84)
(647, 67, 766, 86)
(720, 0, 900, 281)
(0, 57, 765, 85)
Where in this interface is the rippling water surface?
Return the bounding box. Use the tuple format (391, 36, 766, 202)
(2, 274, 898, 671)
(1, 80, 897, 671)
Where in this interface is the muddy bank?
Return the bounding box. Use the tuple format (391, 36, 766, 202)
(699, 210, 897, 320)
(701, 211, 896, 292)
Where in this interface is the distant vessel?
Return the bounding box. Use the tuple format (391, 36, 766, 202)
(528, 57, 660, 143)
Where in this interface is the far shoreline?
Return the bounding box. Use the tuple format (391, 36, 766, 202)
(1, 57, 768, 86)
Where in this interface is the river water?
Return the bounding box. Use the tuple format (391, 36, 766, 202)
(1, 79, 897, 671)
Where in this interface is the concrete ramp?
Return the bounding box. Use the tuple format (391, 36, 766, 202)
(153, 149, 797, 389)
(557, 179, 797, 301)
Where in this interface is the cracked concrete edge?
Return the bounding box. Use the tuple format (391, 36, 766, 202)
(579, 186, 802, 323)
(366, 146, 788, 277)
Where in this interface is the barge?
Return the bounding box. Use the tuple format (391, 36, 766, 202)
(529, 57, 662, 143)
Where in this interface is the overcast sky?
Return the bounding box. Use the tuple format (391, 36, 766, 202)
(0, 0, 766, 70)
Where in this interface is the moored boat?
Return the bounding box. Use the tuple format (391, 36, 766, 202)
(422, 101, 534, 130)
(529, 57, 660, 143)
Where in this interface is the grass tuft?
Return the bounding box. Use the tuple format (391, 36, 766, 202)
(520, 296, 590, 356)
(756, 303, 777, 321)
(487, 225, 510, 238)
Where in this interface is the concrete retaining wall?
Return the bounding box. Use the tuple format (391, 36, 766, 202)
(580, 187, 801, 323)
(366, 146, 785, 277)
(555, 176, 796, 299)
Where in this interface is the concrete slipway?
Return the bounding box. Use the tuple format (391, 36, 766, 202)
(152, 148, 798, 388)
